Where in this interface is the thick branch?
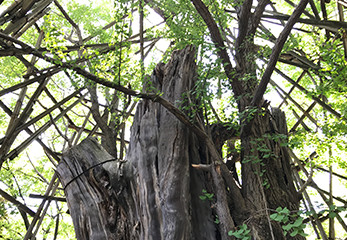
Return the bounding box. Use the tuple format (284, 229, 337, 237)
(261, 13, 347, 31)
(191, 0, 243, 96)
(0, 188, 36, 217)
(250, 0, 309, 107)
(249, 0, 270, 36)
(236, 0, 253, 49)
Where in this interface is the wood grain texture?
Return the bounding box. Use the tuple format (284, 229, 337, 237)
(58, 46, 217, 239)
(57, 137, 128, 240)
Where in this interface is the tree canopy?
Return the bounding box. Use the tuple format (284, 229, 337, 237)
(0, 0, 346, 239)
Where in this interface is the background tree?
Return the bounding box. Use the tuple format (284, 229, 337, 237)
(0, 0, 346, 239)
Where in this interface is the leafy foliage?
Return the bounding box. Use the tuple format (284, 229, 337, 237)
(0, 0, 346, 238)
(270, 207, 308, 237)
(228, 224, 251, 240)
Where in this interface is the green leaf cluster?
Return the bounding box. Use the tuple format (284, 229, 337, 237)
(270, 207, 308, 237)
(228, 224, 251, 240)
(199, 189, 214, 201)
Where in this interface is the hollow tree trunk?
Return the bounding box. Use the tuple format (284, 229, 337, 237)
(57, 46, 303, 239)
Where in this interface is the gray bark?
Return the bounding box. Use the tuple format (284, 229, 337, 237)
(57, 46, 216, 239)
(56, 137, 138, 240)
(57, 46, 302, 240)
(126, 45, 216, 239)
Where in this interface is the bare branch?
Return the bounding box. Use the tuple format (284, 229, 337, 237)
(0, 188, 36, 217)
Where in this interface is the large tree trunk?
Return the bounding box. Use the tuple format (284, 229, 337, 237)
(126, 45, 216, 239)
(57, 46, 303, 239)
(239, 107, 303, 239)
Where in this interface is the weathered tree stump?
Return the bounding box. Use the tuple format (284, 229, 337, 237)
(56, 137, 130, 239)
(57, 45, 303, 240)
(57, 46, 216, 239)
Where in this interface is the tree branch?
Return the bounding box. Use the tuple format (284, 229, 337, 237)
(0, 188, 36, 217)
(250, 0, 309, 107)
(235, 0, 253, 49)
(249, 0, 270, 37)
(275, 68, 344, 120)
(0, 35, 246, 217)
(191, 0, 243, 96)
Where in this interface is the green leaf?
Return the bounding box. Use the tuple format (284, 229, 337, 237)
(199, 196, 206, 200)
(290, 229, 298, 237)
(292, 218, 303, 227)
(234, 232, 242, 238)
(336, 206, 346, 212)
(282, 224, 292, 231)
(206, 193, 214, 199)
(270, 213, 278, 220)
(281, 208, 290, 215)
(328, 212, 337, 218)
(241, 224, 248, 229)
(299, 231, 309, 237)
(275, 207, 283, 212)
(271, 214, 285, 222)
(318, 209, 328, 214)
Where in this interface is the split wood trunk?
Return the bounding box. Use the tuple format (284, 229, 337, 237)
(57, 46, 303, 239)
